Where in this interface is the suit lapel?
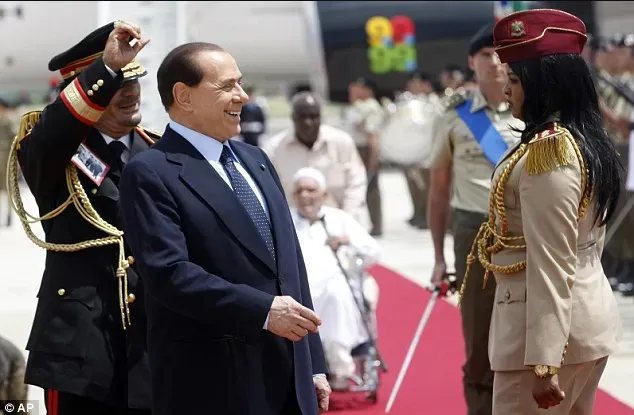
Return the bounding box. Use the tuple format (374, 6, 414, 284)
(130, 129, 150, 158)
(168, 132, 277, 274)
(230, 142, 295, 275)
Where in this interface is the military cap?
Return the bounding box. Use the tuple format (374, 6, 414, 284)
(48, 21, 147, 87)
(493, 9, 587, 63)
(469, 23, 495, 56)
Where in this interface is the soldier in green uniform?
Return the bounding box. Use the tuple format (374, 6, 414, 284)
(428, 24, 523, 415)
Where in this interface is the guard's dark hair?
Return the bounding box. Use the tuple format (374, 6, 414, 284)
(442, 64, 465, 77)
(509, 53, 623, 226)
(157, 42, 225, 111)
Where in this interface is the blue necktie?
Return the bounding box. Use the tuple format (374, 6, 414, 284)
(220, 146, 276, 262)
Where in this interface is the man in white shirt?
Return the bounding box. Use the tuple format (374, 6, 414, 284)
(262, 92, 368, 223)
(290, 167, 380, 387)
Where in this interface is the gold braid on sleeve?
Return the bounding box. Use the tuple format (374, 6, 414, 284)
(5, 113, 155, 330)
(459, 123, 591, 305)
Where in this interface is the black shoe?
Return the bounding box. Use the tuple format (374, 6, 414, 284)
(370, 229, 383, 237)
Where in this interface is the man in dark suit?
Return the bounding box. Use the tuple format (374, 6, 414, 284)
(12, 21, 155, 414)
(119, 42, 331, 415)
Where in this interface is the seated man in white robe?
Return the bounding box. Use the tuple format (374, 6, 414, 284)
(290, 167, 381, 387)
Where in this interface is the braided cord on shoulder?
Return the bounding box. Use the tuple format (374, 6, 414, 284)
(6, 134, 132, 329)
(459, 126, 590, 304)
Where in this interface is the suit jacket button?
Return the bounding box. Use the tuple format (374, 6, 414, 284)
(127, 293, 136, 303)
(127, 256, 135, 265)
(57, 288, 66, 296)
(97, 79, 104, 86)
(91, 188, 98, 194)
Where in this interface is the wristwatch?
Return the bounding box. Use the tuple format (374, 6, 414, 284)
(534, 364, 558, 378)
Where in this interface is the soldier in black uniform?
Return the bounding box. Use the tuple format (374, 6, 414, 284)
(8, 21, 156, 415)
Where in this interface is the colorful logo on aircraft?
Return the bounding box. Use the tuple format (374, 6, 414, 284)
(365, 15, 417, 74)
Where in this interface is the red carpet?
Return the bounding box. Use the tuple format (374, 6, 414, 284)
(330, 264, 634, 414)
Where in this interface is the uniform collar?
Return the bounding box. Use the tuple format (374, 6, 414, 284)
(100, 131, 132, 150)
(470, 88, 510, 113)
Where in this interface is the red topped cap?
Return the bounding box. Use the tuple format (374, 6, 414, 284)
(493, 9, 587, 63)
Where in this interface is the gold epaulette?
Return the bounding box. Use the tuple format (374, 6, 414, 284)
(525, 122, 575, 176)
(16, 111, 42, 146)
(443, 88, 469, 112)
(134, 125, 162, 146)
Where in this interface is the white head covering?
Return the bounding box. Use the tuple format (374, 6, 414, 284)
(292, 167, 327, 191)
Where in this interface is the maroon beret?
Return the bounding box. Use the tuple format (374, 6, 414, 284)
(493, 9, 587, 63)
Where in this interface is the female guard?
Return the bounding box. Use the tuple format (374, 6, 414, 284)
(463, 9, 623, 415)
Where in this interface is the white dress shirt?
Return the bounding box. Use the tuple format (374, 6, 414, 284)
(169, 120, 269, 216)
(101, 132, 132, 163)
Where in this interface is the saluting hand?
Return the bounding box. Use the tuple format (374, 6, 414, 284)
(532, 374, 565, 409)
(103, 20, 151, 72)
(267, 296, 321, 342)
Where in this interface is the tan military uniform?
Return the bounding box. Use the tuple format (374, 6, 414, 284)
(430, 88, 523, 415)
(467, 122, 622, 414)
(344, 97, 385, 234)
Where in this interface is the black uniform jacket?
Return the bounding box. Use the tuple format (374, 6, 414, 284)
(17, 58, 158, 409)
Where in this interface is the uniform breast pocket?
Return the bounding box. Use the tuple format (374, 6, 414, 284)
(87, 177, 121, 222)
(493, 279, 527, 342)
(453, 142, 480, 178)
(94, 177, 120, 202)
(26, 286, 98, 360)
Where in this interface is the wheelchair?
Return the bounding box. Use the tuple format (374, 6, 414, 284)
(325, 251, 388, 404)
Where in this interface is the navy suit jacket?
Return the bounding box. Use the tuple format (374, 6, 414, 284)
(119, 125, 327, 415)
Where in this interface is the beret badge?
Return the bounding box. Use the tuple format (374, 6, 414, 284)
(510, 21, 526, 38)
